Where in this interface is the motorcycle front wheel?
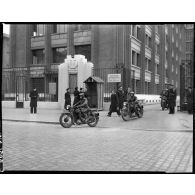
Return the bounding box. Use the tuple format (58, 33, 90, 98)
(87, 114, 99, 127)
(121, 109, 130, 121)
(137, 107, 143, 118)
(59, 113, 73, 128)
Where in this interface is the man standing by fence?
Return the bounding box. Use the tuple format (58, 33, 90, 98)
(167, 84, 177, 114)
(116, 86, 125, 114)
(29, 87, 39, 114)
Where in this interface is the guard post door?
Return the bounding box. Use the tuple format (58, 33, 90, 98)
(16, 76, 25, 108)
(69, 74, 77, 94)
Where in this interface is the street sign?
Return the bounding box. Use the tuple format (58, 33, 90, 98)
(107, 74, 121, 82)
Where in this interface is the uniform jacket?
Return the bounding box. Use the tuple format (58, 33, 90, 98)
(167, 89, 177, 107)
(65, 92, 71, 106)
(73, 90, 80, 105)
(109, 93, 119, 112)
(29, 90, 39, 107)
(116, 90, 125, 109)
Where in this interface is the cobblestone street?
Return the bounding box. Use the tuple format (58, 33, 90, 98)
(2, 105, 193, 172)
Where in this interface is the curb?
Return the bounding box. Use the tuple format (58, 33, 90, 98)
(3, 119, 59, 125)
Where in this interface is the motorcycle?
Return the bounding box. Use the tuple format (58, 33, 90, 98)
(121, 100, 144, 121)
(59, 105, 99, 128)
(160, 96, 168, 110)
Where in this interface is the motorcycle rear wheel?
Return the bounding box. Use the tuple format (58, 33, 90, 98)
(87, 115, 99, 127)
(59, 113, 73, 128)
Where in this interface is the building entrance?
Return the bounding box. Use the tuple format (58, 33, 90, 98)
(69, 74, 77, 94)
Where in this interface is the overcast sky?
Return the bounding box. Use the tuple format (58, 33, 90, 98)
(3, 24, 10, 34)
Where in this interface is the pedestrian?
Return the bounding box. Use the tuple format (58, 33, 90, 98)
(167, 84, 177, 114)
(107, 90, 120, 117)
(186, 86, 193, 114)
(116, 86, 125, 113)
(73, 87, 80, 105)
(125, 87, 132, 102)
(64, 88, 71, 109)
(29, 87, 39, 114)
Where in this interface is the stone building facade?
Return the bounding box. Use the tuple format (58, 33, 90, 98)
(3, 24, 185, 102)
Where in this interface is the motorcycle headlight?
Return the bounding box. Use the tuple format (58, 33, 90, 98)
(123, 102, 127, 106)
(66, 105, 71, 110)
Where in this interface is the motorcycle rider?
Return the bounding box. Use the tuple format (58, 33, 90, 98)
(127, 91, 139, 116)
(74, 92, 89, 123)
(160, 89, 168, 108)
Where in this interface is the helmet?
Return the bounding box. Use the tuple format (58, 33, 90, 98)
(130, 91, 134, 94)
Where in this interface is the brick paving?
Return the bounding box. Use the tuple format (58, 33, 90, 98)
(2, 121, 193, 172)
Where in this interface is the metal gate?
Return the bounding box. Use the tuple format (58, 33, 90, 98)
(180, 60, 193, 111)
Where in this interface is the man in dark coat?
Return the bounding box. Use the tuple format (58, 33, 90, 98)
(29, 87, 39, 114)
(116, 86, 125, 113)
(167, 85, 177, 114)
(73, 87, 80, 105)
(64, 88, 71, 109)
(124, 87, 131, 101)
(186, 87, 193, 114)
(107, 90, 120, 117)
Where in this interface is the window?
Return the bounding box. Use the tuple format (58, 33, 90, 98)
(186, 30, 193, 41)
(172, 50, 174, 57)
(176, 67, 178, 74)
(176, 54, 178, 61)
(165, 24, 168, 34)
(165, 68, 169, 78)
(32, 24, 45, 36)
(165, 51, 169, 63)
(75, 45, 91, 61)
(185, 24, 194, 29)
(176, 41, 178, 47)
(165, 35, 169, 46)
(132, 25, 136, 37)
(145, 82, 150, 94)
(145, 58, 151, 71)
(131, 25, 141, 40)
(131, 50, 140, 67)
(176, 26, 179, 33)
(186, 53, 192, 61)
(155, 25, 159, 34)
(172, 64, 174, 72)
(172, 35, 174, 43)
(145, 34, 151, 48)
(186, 42, 193, 52)
(155, 43, 160, 54)
(32, 49, 45, 64)
(53, 24, 67, 33)
(155, 63, 159, 74)
(132, 50, 136, 65)
(74, 25, 91, 31)
(53, 47, 67, 63)
(137, 53, 140, 67)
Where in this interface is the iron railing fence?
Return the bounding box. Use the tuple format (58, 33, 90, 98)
(2, 64, 135, 103)
(180, 60, 193, 111)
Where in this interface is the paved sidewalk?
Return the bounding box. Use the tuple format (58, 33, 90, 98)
(2, 104, 155, 123)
